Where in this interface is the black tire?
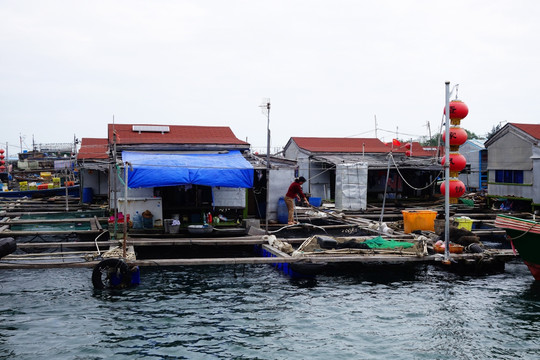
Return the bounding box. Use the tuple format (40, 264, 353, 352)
(0, 237, 17, 259)
(92, 258, 131, 289)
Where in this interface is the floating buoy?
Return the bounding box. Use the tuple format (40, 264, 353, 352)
(92, 258, 139, 289)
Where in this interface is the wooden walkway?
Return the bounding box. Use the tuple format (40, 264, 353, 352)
(0, 234, 517, 270)
(0, 202, 517, 272)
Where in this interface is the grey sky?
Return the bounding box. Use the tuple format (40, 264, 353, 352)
(2, 0, 539, 154)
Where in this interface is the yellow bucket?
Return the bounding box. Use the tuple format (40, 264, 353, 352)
(402, 210, 437, 234)
(454, 217, 473, 231)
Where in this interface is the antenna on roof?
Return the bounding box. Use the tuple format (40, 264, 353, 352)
(374, 115, 378, 138)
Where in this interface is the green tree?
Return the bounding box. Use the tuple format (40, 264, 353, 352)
(486, 124, 503, 141)
(465, 129, 480, 139)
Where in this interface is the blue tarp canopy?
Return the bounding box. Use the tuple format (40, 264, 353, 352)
(121, 150, 254, 188)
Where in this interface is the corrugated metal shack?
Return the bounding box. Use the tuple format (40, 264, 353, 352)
(283, 137, 441, 210)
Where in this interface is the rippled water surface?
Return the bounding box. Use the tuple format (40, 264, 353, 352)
(1, 261, 539, 359)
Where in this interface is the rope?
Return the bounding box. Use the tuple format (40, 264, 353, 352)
(93, 230, 109, 256)
(506, 221, 536, 240)
(389, 153, 443, 191)
(115, 164, 125, 185)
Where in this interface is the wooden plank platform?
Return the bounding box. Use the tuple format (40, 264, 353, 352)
(1, 229, 104, 236)
(0, 249, 518, 269)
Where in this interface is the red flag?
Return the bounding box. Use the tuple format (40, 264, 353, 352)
(392, 139, 401, 147)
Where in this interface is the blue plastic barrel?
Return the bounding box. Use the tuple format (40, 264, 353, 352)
(82, 187, 93, 203)
(309, 197, 322, 207)
(277, 197, 288, 224)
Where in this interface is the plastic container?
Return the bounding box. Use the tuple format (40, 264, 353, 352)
(82, 187, 93, 203)
(37, 184, 48, 190)
(142, 211, 153, 229)
(434, 241, 464, 254)
(132, 211, 143, 229)
(454, 216, 473, 231)
(309, 197, 322, 207)
(169, 219, 180, 234)
(19, 181, 28, 191)
(402, 210, 437, 234)
(110, 212, 130, 224)
(277, 197, 288, 224)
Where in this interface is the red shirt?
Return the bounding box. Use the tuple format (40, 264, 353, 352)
(286, 182, 305, 199)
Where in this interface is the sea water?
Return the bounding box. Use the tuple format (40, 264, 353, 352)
(0, 261, 538, 359)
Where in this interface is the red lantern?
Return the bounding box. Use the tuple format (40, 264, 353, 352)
(0, 149, 4, 154)
(440, 179, 466, 198)
(405, 150, 411, 157)
(0, 160, 4, 165)
(0, 166, 5, 172)
(448, 100, 468, 120)
(405, 143, 411, 150)
(441, 153, 467, 172)
(0, 154, 4, 159)
(442, 127, 468, 147)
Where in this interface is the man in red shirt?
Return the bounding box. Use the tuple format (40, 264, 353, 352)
(285, 176, 308, 225)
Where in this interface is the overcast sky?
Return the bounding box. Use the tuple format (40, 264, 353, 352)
(2, 0, 539, 154)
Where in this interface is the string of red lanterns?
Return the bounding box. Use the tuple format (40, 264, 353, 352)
(441, 100, 469, 203)
(0, 149, 5, 173)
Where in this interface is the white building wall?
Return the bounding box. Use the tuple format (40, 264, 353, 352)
(487, 132, 538, 202)
(458, 141, 482, 190)
(267, 168, 296, 220)
(80, 168, 108, 196)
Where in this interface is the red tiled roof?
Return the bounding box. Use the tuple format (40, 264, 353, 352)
(404, 142, 436, 157)
(107, 124, 249, 146)
(77, 138, 109, 160)
(511, 123, 540, 140)
(290, 137, 434, 156)
(291, 137, 390, 153)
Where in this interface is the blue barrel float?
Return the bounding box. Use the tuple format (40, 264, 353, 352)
(82, 187, 93, 203)
(277, 197, 288, 224)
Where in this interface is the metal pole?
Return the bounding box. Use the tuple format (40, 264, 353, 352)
(379, 154, 392, 233)
(444, 82, 451, 263)
(265, 101, 271, 235)
(5, 142, 9, 189)
(112, 125, 118, 241)
(65, 168, 69, 212)
(123, 162, 129, 258)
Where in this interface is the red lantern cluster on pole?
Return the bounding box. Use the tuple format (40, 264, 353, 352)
(441, 101, 468, 203)
(404, 142, 413, 157)
(0, 149, 5, 173)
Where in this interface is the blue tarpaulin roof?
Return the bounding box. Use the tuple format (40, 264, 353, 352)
(121, 150, 254, 188)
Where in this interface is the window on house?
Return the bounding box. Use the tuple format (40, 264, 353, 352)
(495, 170, 524, 184)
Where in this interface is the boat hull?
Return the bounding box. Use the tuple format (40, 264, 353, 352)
(0, 185, 79, 198)
(495, 214, 540, 280)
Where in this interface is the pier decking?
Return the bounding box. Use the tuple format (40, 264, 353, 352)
(0, 200, 520, 276)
